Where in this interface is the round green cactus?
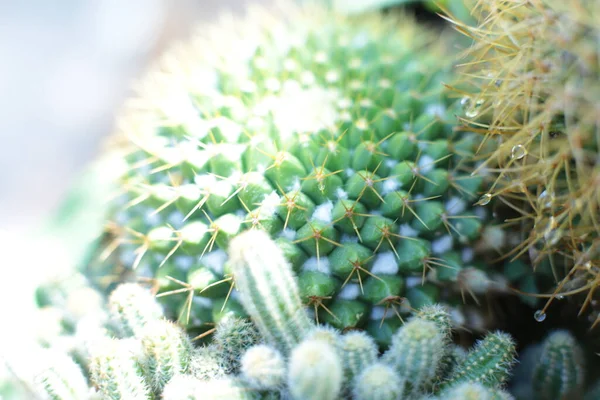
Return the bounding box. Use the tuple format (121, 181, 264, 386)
(87, 0, 503, 345)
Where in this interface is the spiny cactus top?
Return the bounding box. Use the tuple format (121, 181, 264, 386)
(449, 0, 600, 320)
(92, 0, 499, 342)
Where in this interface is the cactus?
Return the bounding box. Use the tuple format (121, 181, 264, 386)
(33, 349, 90, 400)
(82, 0, 510, 344)
(240, 344, 286, 391)
(188, 346, 226, 381)
(229, 229, 313, 354)
(140, 319, 192, 392)
(340, 330, 378, 382)
(382, 317, 446, 394)
(287, 338, 343, 400)
(212, 315, 261, 373)
(435, 381, 514, 400)
(531, 330, 585, 400)
(88, 338, 151, 400)
(352, 362, 405, 400)
(448, 0, 600, 318)
(108, 283, 164, 338)
(443, 331, 516, 389)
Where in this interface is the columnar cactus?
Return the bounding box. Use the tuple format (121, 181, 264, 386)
(287, 338, 343, 400)
(382, 318, 446, 394)
(140, 319, 192, 391)
(340, 331, 378, 382)
(108, 283, 164, 338)
(443, 332, 516, 389)
(531, 330, 585, 400)
(352, 362, 405, 400)
(85, 0, 507, 345)
(213, 315, 261, 373)
(88, 338, 151, 400)
(240, 344, 286, 391)
(228, 229, 313, 354)
(33, 349, 89, 400)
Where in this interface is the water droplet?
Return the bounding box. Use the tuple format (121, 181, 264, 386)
(460, 96, 471, 108)
(557, 295, 565, 300)
(465, 98, 484, 118)
(511, 144, 527, 160)
(475, 193, 492, 206)
(534, 310, 546, 322)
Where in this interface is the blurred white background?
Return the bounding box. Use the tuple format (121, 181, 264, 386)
(0, 0, 270, 235)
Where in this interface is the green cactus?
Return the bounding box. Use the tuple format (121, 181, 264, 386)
(108, 283, 164, 338)
(287, 338, 343, 400)
(88, 338, 151, 400)
(531, 330, 585, 400)
(187, 346, 226, 381)
(140, 319, 192, 392)
(84, 0, 505, 346)
(443, 332, 516, 389)
(240, 344, 286, 391)
(352, 362, 405, 400)
(212, 315, 261, 373)
(340, 330, 378, 382)
(382, 317, 446, 394)
(228, 229, 313, 354)
(435, 381, 514, 400)
(33, 349, 90, 400)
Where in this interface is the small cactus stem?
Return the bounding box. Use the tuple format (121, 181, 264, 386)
(287, 338, 343, 400)
(188, 346, 226, 381)
(304, 325, 342, 352)
(382, 318, 446, 394)
(213, 315, 261, 374)
(162, 376, 259, 400)
(416, 304, 453, 342)
(240, 344, 286, 391)
(443, 331, 516, 389)
(33, 349, 90, 400)
(141, 319, 192, 392)
(340, 331, 378, 382)
(108, 283, 164, 338)
(436, 381, 513, 400)
(532, 330, 585, 400)
(89, 338, 151, 400)
(228, 229, 313, 354)
(352, 362, 404, 400)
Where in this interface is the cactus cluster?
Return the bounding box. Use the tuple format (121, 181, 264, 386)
(85, 0, 515, 346)
(22, 219, 600, 400)
(448, 0, 600, 321)
(25, 238, 518, 400)
(16, 0, 600, 399)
